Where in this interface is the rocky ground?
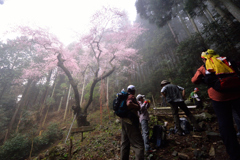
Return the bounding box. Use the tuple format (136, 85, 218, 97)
(35, 104, 237, 160)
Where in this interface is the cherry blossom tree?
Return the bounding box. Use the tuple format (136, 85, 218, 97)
(8, 7, 144, 127)
(72, 7, 145, 125)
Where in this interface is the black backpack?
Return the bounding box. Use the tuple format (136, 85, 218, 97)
(150, 125, 166, 148)
(113, 90, 129, 117)
(179, 118, 191, 134)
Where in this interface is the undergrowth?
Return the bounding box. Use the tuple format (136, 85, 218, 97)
(71, 108, 122, 159)
(0, 123, 63, 160)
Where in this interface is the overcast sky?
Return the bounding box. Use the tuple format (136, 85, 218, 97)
(0, 0, 137, 45)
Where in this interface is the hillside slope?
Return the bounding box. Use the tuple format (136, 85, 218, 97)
(34, 106, 234, 160)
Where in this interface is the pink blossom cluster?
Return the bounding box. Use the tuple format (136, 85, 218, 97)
(7, 7, 145, 83)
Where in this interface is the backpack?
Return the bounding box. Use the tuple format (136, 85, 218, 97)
(204, 58, 240, 92)
(112, 90, 129, 117)
(150, 125, 166, 148)
(179, 118, 191, 134)
(172, 118, 191, 134)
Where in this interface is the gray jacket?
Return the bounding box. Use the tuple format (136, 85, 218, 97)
(161, 84, 184, 103)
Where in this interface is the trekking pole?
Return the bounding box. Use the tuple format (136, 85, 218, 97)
(65, 114, 77, 143)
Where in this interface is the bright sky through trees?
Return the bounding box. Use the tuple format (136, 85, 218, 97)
(0, 0, 137, 45)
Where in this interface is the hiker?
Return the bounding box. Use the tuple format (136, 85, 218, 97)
(120, 85, 144, 160)
(160, 80, 202, 136)
(136, 94, 154, 154)
(191, 49, 240, 160)
(189, 88, 203, 109)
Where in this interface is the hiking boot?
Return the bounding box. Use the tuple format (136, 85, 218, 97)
(175, 128, 185, 136)
(145, 149, 156, 156)
(177, 131, 185, 136)
(147, 149, 156, 153)
(193, 127, 204, 132)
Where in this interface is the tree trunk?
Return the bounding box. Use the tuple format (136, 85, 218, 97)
(73, 67, 116, 127)
(178, 14, 191, 37)
(186, 13, 208, 48)
(135, 64, 141, 84)
(138, 63, 145, 83)
(83, 69, 115, 114)
(163, 53, 171, 70)
(39, 70, 53, 116)
(57, 54, 92, 127)
(140, 64, 146, 83)
(0, 84, 8, 102)
(58, 95, 64, 112)
(219, 0, 240, 22)
(167, 47, 177, 68)
(7, 79, 33, 140)
(168, 44, 179, 64)
(58, 39, 116, 127)
(167, 51, 175, 69)
(3, 129, 8, 144)
(57, 54, 81, 113)
(202, 11, 211, 23)
(106, 77, 110, 120)
(64, 85, 71, 120)
(29, 137, 34, 159)
(80, 69, 87, 105)
(167, 22, 180, 45)
(32, 88, 40, 106)
(51, 74, 58, 98)
(15, 111, 23, 133)
(187, 13, 201, 34)
(41, 78, 58, 127)
(99, 79, 103, 125)
(41, 70, 52, 104)
(152, 95, 156, 108)
(141, 65, 147, 83)
(205, 8, 215, 22)
(208, 0, 233, 25)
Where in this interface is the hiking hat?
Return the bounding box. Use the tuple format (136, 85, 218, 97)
(136, 94, 145, 101)
(194, 88, 199, 91)
(201, 49, 219, 59)
(127, 85, 136, 92)
(161, 80, 170, 86)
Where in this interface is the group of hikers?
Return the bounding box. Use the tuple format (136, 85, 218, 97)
(118, 49, 240, 160)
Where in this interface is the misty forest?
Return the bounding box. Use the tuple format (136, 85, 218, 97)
(1, 0, 240, 160)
